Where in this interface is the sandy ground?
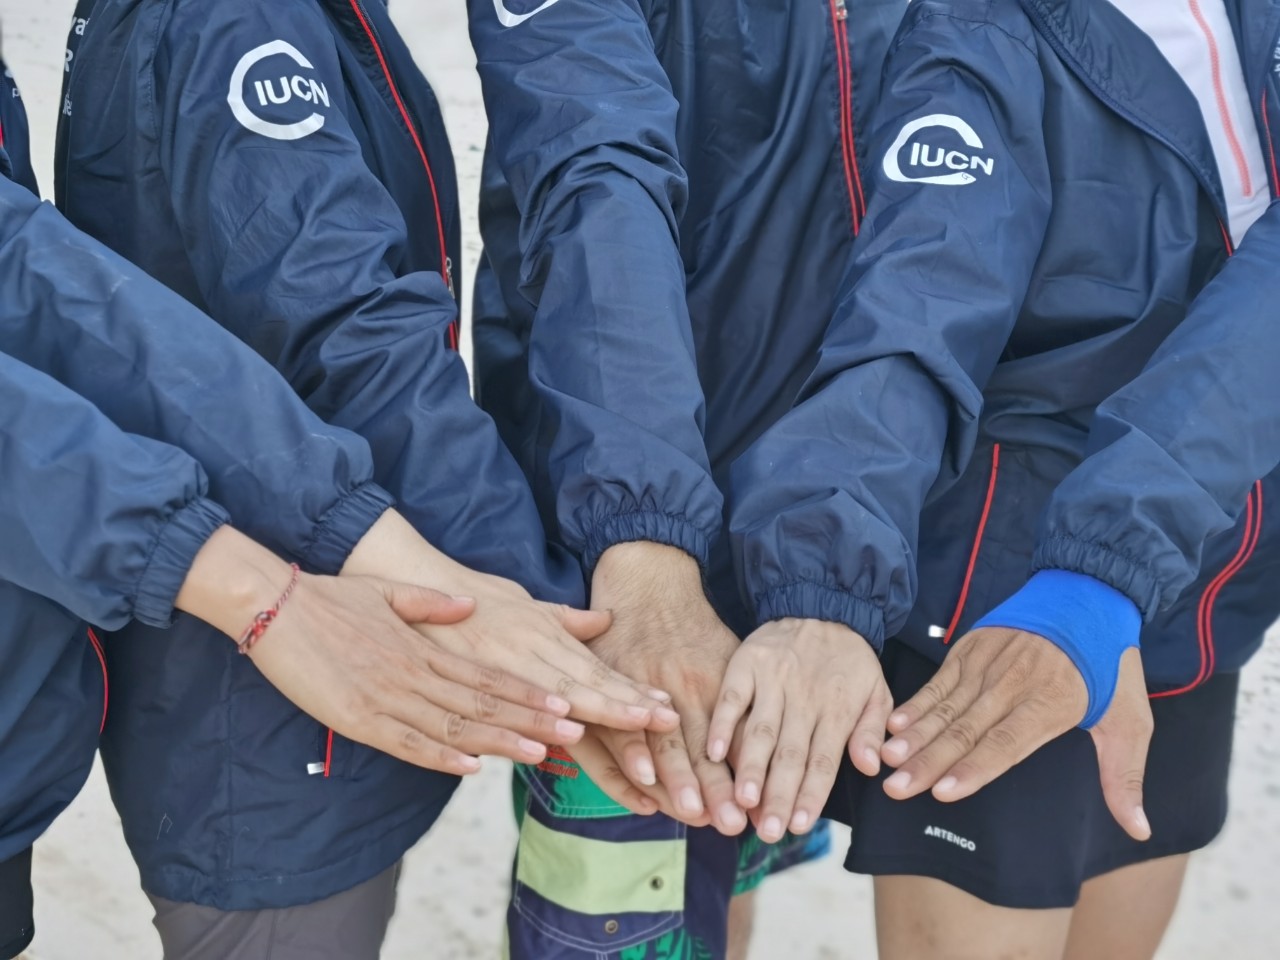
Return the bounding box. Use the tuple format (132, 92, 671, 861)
(4, 1, 1280, 956)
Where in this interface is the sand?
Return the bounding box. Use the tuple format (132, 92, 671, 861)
(3, 1, 1278, 955)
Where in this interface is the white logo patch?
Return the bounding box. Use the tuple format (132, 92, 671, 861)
(227, 40, 330, 141)
(923, 825, 977, 852)
(493, 0, 565, 28)
(883, 114, 995, 186)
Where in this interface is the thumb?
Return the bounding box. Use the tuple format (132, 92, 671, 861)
(378, 580, 477, 626)
(554, 604, 614, 642)
(1090, 647, 1153, 841)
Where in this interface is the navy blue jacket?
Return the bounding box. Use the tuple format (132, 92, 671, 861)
(0, 63, 36, 194)
(0, 146, 388, 862)
(59, 0, 583, 908)
(731, 0, 1280, 690)
(469, 0, 908, 637)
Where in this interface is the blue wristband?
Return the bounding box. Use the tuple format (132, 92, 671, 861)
(974, 569, 1141, 728)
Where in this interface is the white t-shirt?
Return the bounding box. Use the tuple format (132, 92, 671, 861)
(1109, 0, 1271, 244)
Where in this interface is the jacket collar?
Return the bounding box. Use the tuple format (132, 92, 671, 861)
(1021, 0, 1234, 215)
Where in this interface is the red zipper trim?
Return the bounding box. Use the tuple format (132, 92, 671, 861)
(87, 628, 108, 734)
(827, 0, 863, 233)
(347, 0, 459, 348)
(943, 444, 1001, 644)
(323, 727, 335, 778)
(1152, 480, 1262, 698)
(1188, 0, 1256, 197)
(1263, 90, 1279, 198)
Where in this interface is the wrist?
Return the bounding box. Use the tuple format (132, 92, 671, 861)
(175, 526, 294, 640)
(592, 541, 704, 606)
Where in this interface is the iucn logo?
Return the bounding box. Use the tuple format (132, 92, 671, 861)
(227, 40, 331, 141)
(883, 114, 996, 186)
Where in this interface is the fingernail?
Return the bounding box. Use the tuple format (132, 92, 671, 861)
(519, 738, 546, 758)
(740, 781, 760, 806)
(555, 719, 585, 740)
(679, 787, 704, 816)
(884, 770, 912, 794)
(649, 688, 673, 701)
(459, 756, 482, 772)
(1134, 806, 1151, 837)
(655, 707, 681, 725)
(883, 738, 908, 761)
(862, 747, 880, 770)
(448, 594, 475, 602)
(889, 711, 909, 728)
(720, 803, 747, 831)
(635, 757, 657, 786)
(761, 816, 784, 842)
(791, 810, 811, 832)
(545, 695, 571, 714)
(626, 705, 652, 720)
(936, 775, 958, 795)
(709, 739, 727, 762)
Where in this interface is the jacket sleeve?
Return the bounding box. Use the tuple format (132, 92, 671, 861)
(1033, 200, 1280, 617)
(468, 0, 722, 571)
(0, 60, 39, 195)
(729, 9, 1052, 648)
(148, 0, 576, 601)
(0, 352, 228, 631)
(0, 175, 390, 577)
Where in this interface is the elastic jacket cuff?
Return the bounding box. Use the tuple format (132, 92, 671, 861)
(133, 498, 230, 628)
(975, 570, 1141, 728)
(754, 582, 886, 652)
(580, 511, 712, 574)
(1032, 535, 1160, 620)
(300, 482, 395, 576)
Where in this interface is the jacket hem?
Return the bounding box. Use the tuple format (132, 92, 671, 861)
(133, 498, 230, 628)
(753, 582, 885, 651)
(1032, 535, 1162, 621)
(300, 482, 395, 576)
(580, 511, 713, 574)
(136, 789, 450, 911)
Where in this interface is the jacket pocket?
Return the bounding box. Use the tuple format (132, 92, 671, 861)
(508, 756, 685, 955)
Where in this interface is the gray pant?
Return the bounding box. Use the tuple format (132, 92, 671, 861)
(147, 863, 400, 960)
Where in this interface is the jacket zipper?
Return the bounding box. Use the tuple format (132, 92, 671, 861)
(941, 444, 1000, 644)
(347, 0, 460, 348)
(1262, 89, 1279, 197)
(828, 0, 865, 233)
(87, 628, 108, 734)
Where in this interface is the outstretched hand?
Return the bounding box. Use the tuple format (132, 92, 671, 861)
(879, 627, 1153, 840)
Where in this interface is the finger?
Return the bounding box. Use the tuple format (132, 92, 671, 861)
(553, 604, 615, 643)
(1091, 648, 1153, 841)
(378, 580, 477, 626)
(361, 716, 483, 776)
(650, 727, 707, 823)
(726, 682, 782, 811)
(882, 690, 1016, 800)
(543, 648, 683, 731)
(569, 733, 662, 817)
(928, 700, 1065, 802)
(848, 681, 894, 777)
(754, 714, 813, 843)
(880, 679, 982, 770)
(707, 657, 756, 765)
(428, 647, 574, 718)
(682, 703, 747, 836)
(789, 717, 848, 836)
(886, 654, 966, 735)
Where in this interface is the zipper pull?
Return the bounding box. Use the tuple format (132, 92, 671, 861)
(444, 256, 456, 298)
(835, 0, 848, 21)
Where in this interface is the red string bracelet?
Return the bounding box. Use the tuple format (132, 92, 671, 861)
(236, 563, 300, 655)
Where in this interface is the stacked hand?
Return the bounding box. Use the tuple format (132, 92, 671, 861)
(879, 626, 1153, 840)
(567, 542, 748, 836)
(179, 514, 680, 778)
(707, 618, 892, 841)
